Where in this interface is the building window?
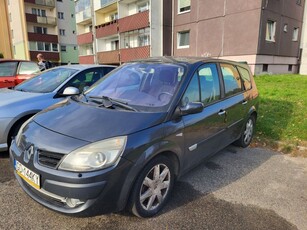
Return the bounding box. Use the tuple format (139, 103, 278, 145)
(32, 8, 46, 17)
(266, 20, 276, 42)
(138, 1, 149, 12)
(58, 12, 64, 19)
(122, 28, 150, 48)
(61, 45, 67, 52)
(73, 30, 76, 34)
(59, 29, 66, 36)
(262, 64, 268, 72)
(74, 46, 77, 50)
(11, 29, 14, 39)
(178, 0, 191, 13)
(37, 42, 44, 51)
(71, 14, 74, 18)
(178, 30, 190, 48)
(34, 27, 47, 34)
(111, 40, 119, 50)
(109, 12, 118, 21)
(45, 43, 51, 51)
(296, 0, 302, 5)
(52, 43, 58, 52)
(293, 28, 299, 41)
(288, 65, 293, 72)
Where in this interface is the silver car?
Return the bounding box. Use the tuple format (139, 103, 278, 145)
(0, 65, 115, 151)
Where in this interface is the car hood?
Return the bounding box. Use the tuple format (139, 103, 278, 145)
(33, 98, 167, 142)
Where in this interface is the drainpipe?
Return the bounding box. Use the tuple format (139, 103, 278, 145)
(91, 2, 98, 64)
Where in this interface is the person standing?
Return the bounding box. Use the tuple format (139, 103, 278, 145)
(37, 53, 52, 71)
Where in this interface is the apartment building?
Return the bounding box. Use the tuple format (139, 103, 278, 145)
(0, 0, 13, 59)
(7, 0, 78, 65)
(174, 0, 304, 75)
(75, 0, 172, 64)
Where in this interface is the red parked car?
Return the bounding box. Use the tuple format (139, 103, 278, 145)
(0, 59, 40, 88)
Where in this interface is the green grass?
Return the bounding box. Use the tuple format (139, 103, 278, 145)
(254, 74, 307, 151)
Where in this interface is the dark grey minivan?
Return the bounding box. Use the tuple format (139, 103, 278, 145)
(10, 57, 259, 217)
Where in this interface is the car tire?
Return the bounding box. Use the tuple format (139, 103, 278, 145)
(128, 155, 175, 218)
(234, 116, 255, 148)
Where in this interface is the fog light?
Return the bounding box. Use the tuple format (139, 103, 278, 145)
(66, 198, 84, 208)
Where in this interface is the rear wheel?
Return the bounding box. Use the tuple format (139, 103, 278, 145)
(129, 156, 175, 218)
(235, 116, 255, 148)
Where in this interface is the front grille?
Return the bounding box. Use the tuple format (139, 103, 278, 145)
(38, 150, 64, 169)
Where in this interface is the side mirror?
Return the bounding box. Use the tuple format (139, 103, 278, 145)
(180, 102, 204, 115)
(62, 87, 80, 96)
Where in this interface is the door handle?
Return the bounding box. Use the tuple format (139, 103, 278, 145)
(218, 110, 226, 116)
(242, 100, 248, 105)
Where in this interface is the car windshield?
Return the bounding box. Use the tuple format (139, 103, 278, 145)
(85, 63, 185, 112)
(15, 68, 78, 93)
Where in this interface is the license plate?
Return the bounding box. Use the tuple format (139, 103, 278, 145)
(14, 160, 40, 190)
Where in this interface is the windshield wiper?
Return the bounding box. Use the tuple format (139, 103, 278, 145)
(88, 95, 138, 112)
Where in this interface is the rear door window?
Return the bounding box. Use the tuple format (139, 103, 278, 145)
(198, 63, 220, 105)
(19, 62, 40, 75)
(220, 64, 243, 97)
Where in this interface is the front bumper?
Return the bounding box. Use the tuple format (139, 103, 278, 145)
(10, 140, 134, 216)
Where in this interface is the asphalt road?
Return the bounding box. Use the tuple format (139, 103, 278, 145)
(0, 146, 306, 230)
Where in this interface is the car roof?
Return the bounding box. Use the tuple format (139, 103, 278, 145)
(52, 64, 117, 71)
(128, 56, 250, 69)
(0, 59, 34, 63)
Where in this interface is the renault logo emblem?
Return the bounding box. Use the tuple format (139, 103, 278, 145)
(24, 145, 34, 163)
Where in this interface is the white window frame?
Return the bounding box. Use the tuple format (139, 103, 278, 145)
(59, 29, 66, 36)
(177, 30, 190, 49)
(292, 27, 299, 41)
(178, 0, 191, 14)
(266, 20, 276, 42)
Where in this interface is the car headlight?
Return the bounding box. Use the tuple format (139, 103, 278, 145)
(58, 136, 127, 172)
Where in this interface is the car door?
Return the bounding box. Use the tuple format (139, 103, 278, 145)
(219, 63, 246, 143)
(181, 63, 227, 170)
(0, 61, 18, 88)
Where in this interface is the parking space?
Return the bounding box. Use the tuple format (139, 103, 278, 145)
(1, 147, 306, 230)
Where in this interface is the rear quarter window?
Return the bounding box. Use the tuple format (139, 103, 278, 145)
(220, 64, 243, 97)
(237, 66, 252, 90)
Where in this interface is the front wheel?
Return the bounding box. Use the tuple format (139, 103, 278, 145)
(128, 156, 175, 218)
(234, 116, 255, 148)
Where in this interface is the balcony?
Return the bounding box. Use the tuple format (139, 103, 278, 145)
(96, 20, 118, 38)
(28, 32, 58, 43)
(25, 0, 55, 8)
(76, 8, 92, 24)
(30, 51, 59, 62)
(118, 10, 149, 33)
(97, 50, 119, 64)
(120, 46, 150, 62)
(26, 14, 57, 25)
(77, 32, 93, 45)
(79, 55, 95, 64)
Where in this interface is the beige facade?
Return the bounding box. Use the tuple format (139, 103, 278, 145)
(0, 0, 13, 59)
(7, 0, 78, 64)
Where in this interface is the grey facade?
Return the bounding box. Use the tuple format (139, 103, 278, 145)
(173, 0, 304, 74)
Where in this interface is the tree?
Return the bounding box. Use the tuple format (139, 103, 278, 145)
(0, 53, 3, 58)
